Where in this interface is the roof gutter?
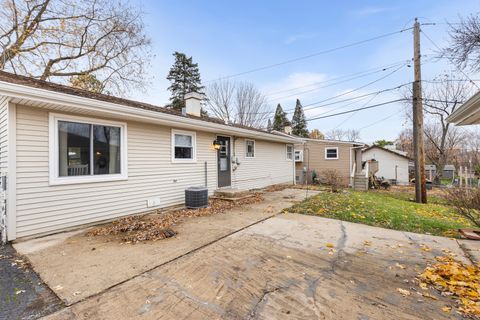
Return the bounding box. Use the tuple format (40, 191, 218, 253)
(0, 81, 297, 143)
(447, 90, 480, 124)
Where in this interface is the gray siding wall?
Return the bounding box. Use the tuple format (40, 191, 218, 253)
(15, 105, 294, 238)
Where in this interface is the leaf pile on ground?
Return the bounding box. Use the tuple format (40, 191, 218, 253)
(86, 193, 264, 243)
(288, 190, 472, 237)
(419, 255, 480, 317)
(86, 215, 177, 243)
(264, 184, 291, 192)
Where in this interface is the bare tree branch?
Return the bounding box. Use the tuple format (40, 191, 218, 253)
(0, 0, 152, 96)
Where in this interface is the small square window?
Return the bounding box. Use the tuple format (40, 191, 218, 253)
(172, 131, 195, 161)
(325, 147, 338, 159)
(246, 140, 255, 158)
(286, 145, 293, 160)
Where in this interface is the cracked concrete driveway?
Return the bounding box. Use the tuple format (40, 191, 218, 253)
(41, 210, 479, 319)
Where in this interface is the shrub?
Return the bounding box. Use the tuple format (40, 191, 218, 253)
(321, 169, 343, 192)
(445, 187, 480, 227)
(311, 170, 319, 184)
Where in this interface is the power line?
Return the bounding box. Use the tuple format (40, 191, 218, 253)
(333, 93, 380, 129)
(304, 82, 411, 113)
(206, 27, 413, 83)
(358, 110, 403, 131)
(306, 99, 406, 121)
(301, 64, 408, 109)
(265, 60, 410, 98)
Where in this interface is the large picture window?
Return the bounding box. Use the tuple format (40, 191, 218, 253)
(50, 114, 127, 185)
(172, 130, 196, 162)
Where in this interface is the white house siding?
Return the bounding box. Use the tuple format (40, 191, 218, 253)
(15, 105, 219, 238)
(0, 96, 8, 242)
(0, 96, 8, 174)
(232, 138, 293, 190)
(13, 105, 294, 239)
(362, 149, 409, 185)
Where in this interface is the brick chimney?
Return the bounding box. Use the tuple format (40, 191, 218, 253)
(284, 125, 292, 135)
(184, 92, 203, 117)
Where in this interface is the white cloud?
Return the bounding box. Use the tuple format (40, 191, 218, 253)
(284, 32, 318, 45)
(349, 6, 393, 17)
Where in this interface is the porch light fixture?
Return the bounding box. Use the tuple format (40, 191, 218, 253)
(212, 139, 221, 150)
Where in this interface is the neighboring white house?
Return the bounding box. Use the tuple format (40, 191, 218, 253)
(362, 145, 411, 185)
(0, 71, 297, 241)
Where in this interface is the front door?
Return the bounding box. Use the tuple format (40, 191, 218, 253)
(217, 136, 231, 188)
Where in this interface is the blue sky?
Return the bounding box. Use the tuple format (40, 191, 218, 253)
(130, 0, 479, 143)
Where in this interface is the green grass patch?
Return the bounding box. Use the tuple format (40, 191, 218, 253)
(288, 190, 472, 237)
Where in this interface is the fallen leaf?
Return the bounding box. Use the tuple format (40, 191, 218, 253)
(397, 288, 411, 296)
(441, 306, 451, 312)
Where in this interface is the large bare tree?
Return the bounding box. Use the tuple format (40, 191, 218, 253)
(444, 14, 480, 72)
(0, 0, 151, 95)
(205, 80, 270, 128)
(402, 72, 473, 182)
(324, 128, 361, 142)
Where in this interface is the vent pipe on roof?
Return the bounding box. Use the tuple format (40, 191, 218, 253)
(184, 92, 203, 117)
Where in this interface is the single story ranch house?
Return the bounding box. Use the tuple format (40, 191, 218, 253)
(0, 71, 297, 242)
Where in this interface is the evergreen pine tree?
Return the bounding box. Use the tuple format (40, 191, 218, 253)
(167, 52, 204, 111)
(291, 99, 309, 137)
(272, 104, 289, 131)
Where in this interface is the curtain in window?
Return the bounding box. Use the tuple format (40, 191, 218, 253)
(174, 134, 193, 159)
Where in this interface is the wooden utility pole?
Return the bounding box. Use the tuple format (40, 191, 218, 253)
(412, 18, 427, 203)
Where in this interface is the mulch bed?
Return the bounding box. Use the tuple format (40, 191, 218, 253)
(86, 193, 264, 243)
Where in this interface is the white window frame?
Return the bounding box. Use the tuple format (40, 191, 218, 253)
(245, 139, 255, 158)
(294, 150, 303, 162)
(171, 129, 197, 163)
(286, 145, 293, 160)
(49, 113, 128, 185)
(325, 147, 339, 160)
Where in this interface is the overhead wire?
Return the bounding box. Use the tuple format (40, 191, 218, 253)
(306, 99, 406, 121)
(205, 27, 413, 83)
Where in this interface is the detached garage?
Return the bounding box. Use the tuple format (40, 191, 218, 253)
(362, 145, 411, 185)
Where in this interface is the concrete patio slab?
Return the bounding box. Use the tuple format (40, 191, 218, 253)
(45, 214, 476, 320)
(14, 188, 313, 306)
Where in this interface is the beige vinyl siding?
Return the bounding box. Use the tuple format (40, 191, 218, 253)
(0, 96, 8, 174)
(295, 141, 354, 185)
(14, 104, 295, 238)
(232, 138, 293, 190)
(15, 105, 218, 238)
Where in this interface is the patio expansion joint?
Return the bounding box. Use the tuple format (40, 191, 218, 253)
(58, 212, 281, 310)
(456, 239, 476, 265)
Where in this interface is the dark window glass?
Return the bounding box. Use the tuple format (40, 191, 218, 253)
(326, 148, 338, 158)
(246, 140, 255, 157)
(93, 125, 121, 175)
(58, 121, 91, 176)
(174, 134, 193, 159)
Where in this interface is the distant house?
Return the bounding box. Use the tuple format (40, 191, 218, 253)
(424, 164, 456, 180)
(362, 145, 411, 185)
(0, 71, 298, 242)
(293, 138, 364, 186)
